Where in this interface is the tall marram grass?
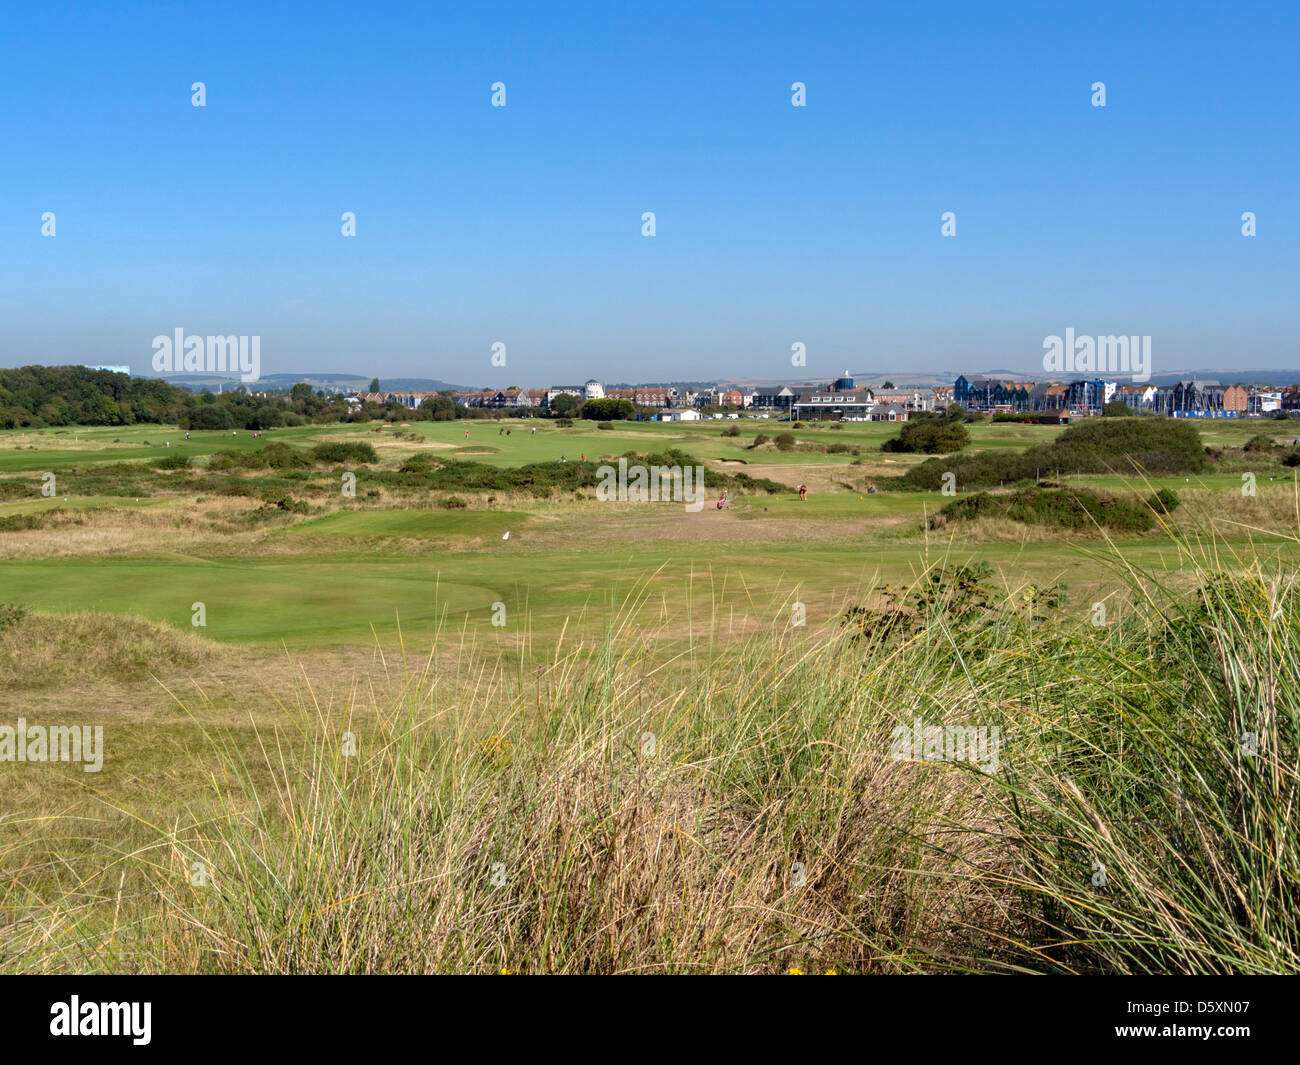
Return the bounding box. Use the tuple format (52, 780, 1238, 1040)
(5, 537, 1299, 974)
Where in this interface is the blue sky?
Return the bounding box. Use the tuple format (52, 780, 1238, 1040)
(1, 0, 1296, 385)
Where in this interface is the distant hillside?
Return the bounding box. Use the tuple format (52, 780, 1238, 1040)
(158, 371, 373, 392)
(948, 368, 1300, 386)
(155, 372, 473, 393)
(377, 378, 472, 392)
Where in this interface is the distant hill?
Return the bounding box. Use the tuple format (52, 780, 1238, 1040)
(157, 372, 471, 393)
(261, 372, 369, 386)
(159, 371, 372, 392)
(377, 378, 472, 392)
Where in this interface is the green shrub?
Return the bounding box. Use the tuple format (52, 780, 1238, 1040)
(183, 405, 235, 431)
(721, 425, 741, 437)
(580, 399, 635, 421)
(905, 418, 1206, 491)
(597, 422, 614, 431)
(208, 443, 312, 471)
(937, 487, 1155, 533)
(1147, 487, 1181, 514)
(883, 419, 970, 455)
(312, 441, 379, 465)
(774, 433, 796, 452)
(440, 496, 468, 509)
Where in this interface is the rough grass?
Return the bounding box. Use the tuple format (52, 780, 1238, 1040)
(4, 536, 1298, 974)
(0, 610, 209, 688)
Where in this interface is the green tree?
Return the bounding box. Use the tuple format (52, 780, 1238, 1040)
(886, 419, 970, 454)
(580, 398, 635, 421)
(551, 393, 583, 417)
(369, 378, 381, 393)
(184, 404, 236, 430)
(420, 395, 457, 421)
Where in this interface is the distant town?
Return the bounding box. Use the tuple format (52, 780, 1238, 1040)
(82, 363, 1300, 423)
(350, 372, 1298, 422)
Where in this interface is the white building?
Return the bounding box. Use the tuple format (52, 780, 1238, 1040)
(660, 409, 700, 421)
(584, 379, 605, 400)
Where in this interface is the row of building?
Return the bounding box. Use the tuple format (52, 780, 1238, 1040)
(359, 374, 952, 422)
(356, 372, 1300, 423)
(954, 375, 1294, 416)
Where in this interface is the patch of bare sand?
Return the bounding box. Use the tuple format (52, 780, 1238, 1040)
(714, 461, 869, 496)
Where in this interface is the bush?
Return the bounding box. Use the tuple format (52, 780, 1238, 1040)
(749, 434, 770, 449)
(884, 419, 970, 455)
(721, 425, 741, 437)
(580, 398, 635, 421)
(937, 487, 1155, 533)
(207, 443, 311, 471)
(774, 433, 796, 452)
(555, 418, 574, 428)
(399, 455, 435, 473)
(597, 422, 614, 431)
(792, 421, 805, 429)
(904, 418, 1206, 491)
(440, 496, 468, 509)
(1147, 487, 1181, 514)
(312, 441, 379, 465)
(184, 405, 235, 431)
(153, 453, 191, 470)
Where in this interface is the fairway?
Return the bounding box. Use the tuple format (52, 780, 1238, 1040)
(4, 415, 1298, 651)
(289, 507, 528, 541)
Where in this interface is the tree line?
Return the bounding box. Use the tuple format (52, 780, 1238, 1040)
(1, 366, 649, 431)
(0, 366, 380, 431)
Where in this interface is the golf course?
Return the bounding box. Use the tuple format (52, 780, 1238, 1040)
(3, 411, 1299, 975)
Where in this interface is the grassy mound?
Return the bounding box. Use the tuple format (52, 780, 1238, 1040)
(933, 486, 1156, 532)
(0, 608, 208, 688)
(371, 448, 785, 498)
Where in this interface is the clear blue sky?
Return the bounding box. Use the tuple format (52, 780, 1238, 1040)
(1, 0, 1296, 385)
